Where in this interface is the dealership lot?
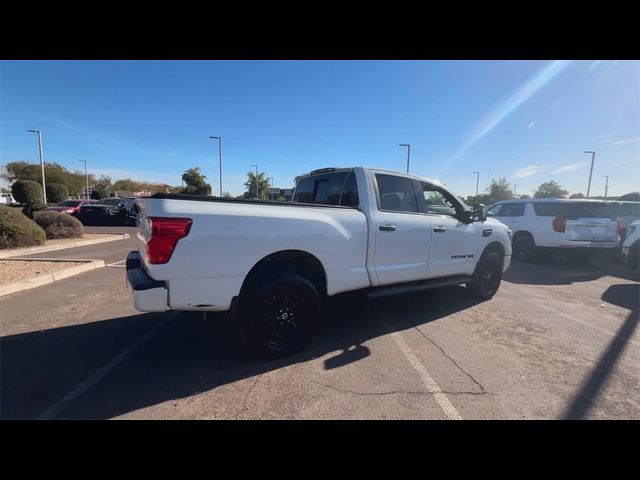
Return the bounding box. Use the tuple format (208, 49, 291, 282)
(1, 226, 638, 419)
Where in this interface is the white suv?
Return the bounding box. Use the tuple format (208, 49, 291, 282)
(0, 192, 18, 205)
(621, 220, 639, 269)
(487, 198, 621, 261)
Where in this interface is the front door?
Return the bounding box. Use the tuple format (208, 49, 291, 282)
(418, 182, 479, 278)
(372, 173, 432, 285)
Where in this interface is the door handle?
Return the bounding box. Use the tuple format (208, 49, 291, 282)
(379, 224, 396, 232)
(433, 225, 446, 233)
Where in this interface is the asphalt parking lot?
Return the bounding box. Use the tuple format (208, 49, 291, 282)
(1, 226, 638, 419)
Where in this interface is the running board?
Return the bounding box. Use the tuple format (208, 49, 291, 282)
(366, 275, 472, 299)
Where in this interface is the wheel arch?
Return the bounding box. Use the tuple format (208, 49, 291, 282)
(239, 249, 328, 303)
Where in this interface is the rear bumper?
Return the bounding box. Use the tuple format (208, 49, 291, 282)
(548, 240, 620, 249)
(126, 251, 168, 312)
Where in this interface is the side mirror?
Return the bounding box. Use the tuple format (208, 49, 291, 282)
(473, 204, 487, 222)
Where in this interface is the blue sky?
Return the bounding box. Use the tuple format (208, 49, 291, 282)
(1, 60, 638, 197)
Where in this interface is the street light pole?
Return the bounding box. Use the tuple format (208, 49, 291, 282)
(584, 151, 596, 198)
(473, 171, 480, 197)
(513, 184, 518, 198)
(78, 160, 88, 199)
(26, 129, 47, 204)
(399, 144, 411, 173)
(210, 136, 223, 197)
(250, 164, 259, 199)
(602, 175, 609, 199)
(270, 177, 274, 200)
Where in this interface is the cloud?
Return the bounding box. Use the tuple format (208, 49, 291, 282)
(552, 162, 589, 174)
(528, 122, 535, 129)
(609, 137, 639, 147)
(513, 164, 548, 178)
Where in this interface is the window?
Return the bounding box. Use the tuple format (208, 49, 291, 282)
(499, 203, 525, 217)
(533, 203, 565, 217)
(487, 204, 501, 217)
(340, 172, 359, 207)
(376, 174, 418, 213)
(565, 203, 616, 220)
(419, 182, 457, 216)
(292, 171, 358, 207)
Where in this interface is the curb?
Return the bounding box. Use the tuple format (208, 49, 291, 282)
(0, 259, 106, 298)
(0, 234, 128, 259)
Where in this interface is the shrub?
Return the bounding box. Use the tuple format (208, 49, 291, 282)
(46, 183, 70, 203)
(91, 189, 109, 200)
(12, 180, 45, 210)
(0, 205, 46, 249)
(33, 210, 84, 239)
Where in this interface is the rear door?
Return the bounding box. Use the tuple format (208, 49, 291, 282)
(371, 173, 432, 285)
(564, 203, 619, 242)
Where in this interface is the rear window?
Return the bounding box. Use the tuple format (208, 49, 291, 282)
(533, 202, 615, 219)
(292, 171, 359, 207)
(564, 203, 616, 220)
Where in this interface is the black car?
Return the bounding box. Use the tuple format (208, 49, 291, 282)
(77, 198, 138, 226)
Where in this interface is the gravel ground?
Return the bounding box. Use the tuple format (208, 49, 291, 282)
(0, 260, 85, 285)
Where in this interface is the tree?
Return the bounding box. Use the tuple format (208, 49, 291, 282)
(485, 177, 513, 204)
(520, 194, 531, 199)
(534, 180, 568, 198)
(12, 180, 45, 210)
(619, 191, 640, 202)
(222, 191, 233, 198)
(93, 175, 113, 193)
(2, 161, 93, 197)
(113, 178, 144, 193)
(569, 192, 585, 199)
(46, 183, 69, 203)
(91, 189, 109, 200)
(243, 171, 271, 200)
(181, 167, 212, 196)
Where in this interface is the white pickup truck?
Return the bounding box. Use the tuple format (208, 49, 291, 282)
(127, 167, 512, 357)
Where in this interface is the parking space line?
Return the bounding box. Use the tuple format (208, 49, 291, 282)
(106, 259, 127, 267)
(37, 311, 179, 420)
(378, 313, 462, 420)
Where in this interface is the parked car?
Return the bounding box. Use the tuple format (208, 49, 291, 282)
(621, 220, 639, 270)
(126, 167, 512, 358)
(77, 197, 137, 226)
(44, 199, 98, 215)
(486, 198, 621, 261)
(606, 201, 640, 240)
(0, 192, 19, 205)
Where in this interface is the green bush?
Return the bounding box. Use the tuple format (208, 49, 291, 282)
(91, 189, 109, 200)
(11, 180, 45, 210)
(33, 210, 84, 239)
(46, 183, 69, 203)
(0, 205, 46, 249)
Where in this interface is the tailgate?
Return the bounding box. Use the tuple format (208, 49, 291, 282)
(564, 203, 619, 242)
(566, 218, 618, 241)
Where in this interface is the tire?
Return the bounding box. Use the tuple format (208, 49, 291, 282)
(512, 233, 536, 262)
(466, 251, 503, 300)
(238, 273, 321, 359)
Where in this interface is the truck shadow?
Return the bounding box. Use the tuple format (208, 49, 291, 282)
(504, 251, 639, 286)
(0, 287, 481, 419)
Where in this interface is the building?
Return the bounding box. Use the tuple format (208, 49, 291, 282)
(267, 187, 294, 201)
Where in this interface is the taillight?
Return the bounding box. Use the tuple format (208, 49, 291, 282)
(145, 217, 192, 264)
(552, 217, 566, 233)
